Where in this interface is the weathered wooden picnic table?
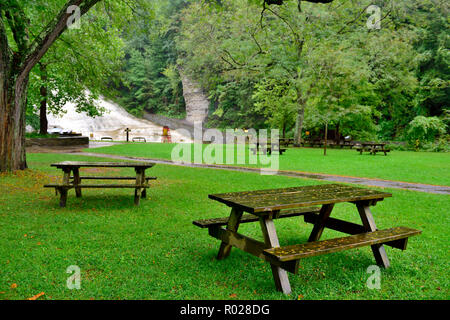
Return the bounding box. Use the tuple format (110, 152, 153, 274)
(356, 142, 391, 155)
(44, 161, 156, 207)
(193, 184, 421, 294)
(250, 143, 287, 155)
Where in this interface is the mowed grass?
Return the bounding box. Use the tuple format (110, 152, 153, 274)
(86, 143, 450, 186)
(0, 153, 448, 300)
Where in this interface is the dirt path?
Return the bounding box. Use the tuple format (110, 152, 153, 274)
(65, 151, 450, 195)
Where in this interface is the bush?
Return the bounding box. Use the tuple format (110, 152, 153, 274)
(406, 116, 447, 149)
(421, 136, 450, 152)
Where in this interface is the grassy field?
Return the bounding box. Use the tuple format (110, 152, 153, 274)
(0, 153, 448, 300)
(86, 143, 450, 186)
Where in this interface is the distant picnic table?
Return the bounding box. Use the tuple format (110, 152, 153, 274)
(44, 161, 156, 207)
(193, 184, 421, 294)
(250, 143, 287, 155)
(356, 142, 391, 155)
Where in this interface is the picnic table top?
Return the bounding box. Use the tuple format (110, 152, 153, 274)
(360, 142, 387, 146)
(51, 161, 155, 169)
(209, 184, 392, 214)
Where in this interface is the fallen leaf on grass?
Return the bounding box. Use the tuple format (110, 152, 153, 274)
(229, 293, 237, 298)
(298, 294, 304, 300)
(27, 292, 45, 300)
(10, 283, 17, 289)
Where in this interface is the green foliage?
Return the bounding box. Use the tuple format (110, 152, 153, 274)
(111, 1, 187, 118)
(175, 0, 449, 148)
(207, 79, 265, 129)
(406, 116, 447, 147)
(19, 0, 155, 129)
(253, 78, 297, 136)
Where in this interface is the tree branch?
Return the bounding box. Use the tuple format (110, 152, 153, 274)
(17, 0, 101, 85)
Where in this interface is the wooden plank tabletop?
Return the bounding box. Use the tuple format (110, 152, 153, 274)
(209, 184, 392, 214)
(361, 142, 386, 146)
(51, 161, 155, 169)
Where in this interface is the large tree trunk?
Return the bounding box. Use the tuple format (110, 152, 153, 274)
(0, 76, 29, 171)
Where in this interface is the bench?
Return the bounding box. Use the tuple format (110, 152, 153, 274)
(45, 177, 157, 195)
(263, 227, 421, 271)
(193, 207, 320, 229)
(132, 137, 147, 142)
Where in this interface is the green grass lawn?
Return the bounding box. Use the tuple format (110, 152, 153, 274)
(86, 143, 450, 186)
(0, 153, 448, 300)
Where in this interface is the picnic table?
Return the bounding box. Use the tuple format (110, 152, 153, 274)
(193, 184, 421, 294)
(250, 143, 287, 155)
(279, 138, 295, 147)
(44, 161, 156, 207)
(356, 142, 391, 155)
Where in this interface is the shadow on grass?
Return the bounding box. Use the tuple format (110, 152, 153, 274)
(43, 194, 146, 211)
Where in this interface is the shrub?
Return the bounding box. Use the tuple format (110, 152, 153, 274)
(406, 116, 447, 149)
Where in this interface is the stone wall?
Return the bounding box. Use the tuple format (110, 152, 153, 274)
(26, 136, 89, 147)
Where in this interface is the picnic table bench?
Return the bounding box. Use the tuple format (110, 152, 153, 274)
(44, 161, 156, 207)
(356, 142, 391, 155)
(250, 143, 287, 155)
(193, 184, 421, 294)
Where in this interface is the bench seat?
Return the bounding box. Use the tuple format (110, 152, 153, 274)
(69, 176, 157, 181)
(264, 226, 421, 262)
(193, 207, 321, 228)
(44, 184, 150, 189)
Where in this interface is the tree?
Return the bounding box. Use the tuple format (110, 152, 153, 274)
(252, 78, 297, 138)
(0, 0, 102, 172)
(0, 0, 150, 172)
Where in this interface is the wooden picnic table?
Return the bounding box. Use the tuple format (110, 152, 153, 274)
(193, 184, 421, 294)
(356, 142, 391, 155)
(250, 143, 287, 155)
(44, 161, 156, 207)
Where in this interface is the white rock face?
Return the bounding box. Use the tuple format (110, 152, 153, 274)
(180, 72, 209, 124)
(46, 96, 192, 143)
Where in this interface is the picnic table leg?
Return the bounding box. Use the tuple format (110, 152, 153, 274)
(141, 169, 147, 199)
(59, 188, 68, 208)
(217, 207, 243, 260)
(308, 204, 335, 242)
(356, 203, 390, 268)
(259, 213, 292, 294)
(134, 168, 144, 206)
(73, 167, 82, 198)
(60, 168, 71, 207)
